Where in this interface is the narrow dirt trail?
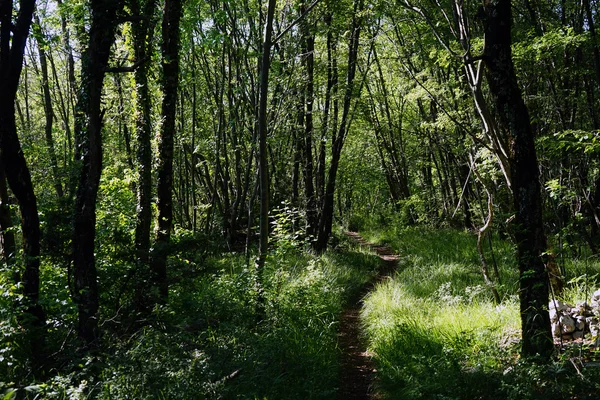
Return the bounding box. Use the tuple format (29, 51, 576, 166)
(337, 232, 399, 400)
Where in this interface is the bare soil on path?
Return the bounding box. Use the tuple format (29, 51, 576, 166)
(337, 232, 399, 400)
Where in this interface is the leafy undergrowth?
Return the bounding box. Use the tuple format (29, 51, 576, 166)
(359, 226, 600, 400)
(2, 232, 381, 399)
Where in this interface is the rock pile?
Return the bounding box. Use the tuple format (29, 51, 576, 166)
(549, 289, 600, 343)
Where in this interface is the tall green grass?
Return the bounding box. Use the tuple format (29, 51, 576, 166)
(359, 226, 600, 399)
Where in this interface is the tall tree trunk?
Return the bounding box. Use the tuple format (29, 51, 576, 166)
(317, 14, 335, 207)
(72, 0, 123, 347)
(0, 0, 47, 375)
(482, 0, 553, 359)
(300, 1, 317, 238)
(33, 13, 63, 199)
(315, 0, 364, 252)
(256, 0, 277, 305)
(131, 0, 156, 311)
(149, 0, 183, 304)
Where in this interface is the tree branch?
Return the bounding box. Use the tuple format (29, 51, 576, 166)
(273, 0, 321, 44)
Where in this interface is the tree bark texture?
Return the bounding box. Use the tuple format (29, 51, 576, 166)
(150, 0, 183, 303)
(0, 0, 46, 373)
(72, 0, 123, 346)
(482, 0, 553, 359)
(131, 0, 157, 309)
(300, 1, 317, 238)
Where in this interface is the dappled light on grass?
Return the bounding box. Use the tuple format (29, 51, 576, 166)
(88, 236, 382, 399)
(358, 227, 600, 399)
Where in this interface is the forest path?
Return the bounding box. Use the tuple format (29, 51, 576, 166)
(337, 232, 399, 400)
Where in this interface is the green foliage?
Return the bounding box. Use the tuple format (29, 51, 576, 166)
(15, 234, 380, 399)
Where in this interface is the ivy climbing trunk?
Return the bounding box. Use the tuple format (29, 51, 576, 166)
(131, 0, 157, 311)
(149, 0, 183, 304)
(72, 0, 123, 347)
(482, 0, 553, 359)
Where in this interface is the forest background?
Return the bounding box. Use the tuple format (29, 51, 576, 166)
(2, 0, 600, 397)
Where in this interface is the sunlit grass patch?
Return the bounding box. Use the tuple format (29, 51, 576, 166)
(358, 227, 600, 399)
(361, 258, 520, 399)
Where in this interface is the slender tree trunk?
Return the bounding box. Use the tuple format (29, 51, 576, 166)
(482, 0, 553, 359)
(149, 0, 183, 304)
(256, 0, 277, 303)
(315, 0, 364, 252)
(317, 15, 335, 207)
(72, 0, 123, 347)
(33, 13, 63, 199)
(300, 1, 317, 238)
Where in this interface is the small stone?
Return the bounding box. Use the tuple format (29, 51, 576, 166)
(573, 330, 584, 340)
(549, 300, 568, 311)
(549, 308, 559, 323)
(560, 314, 576, 333)
(575, 316, 586, 331)
(552, 322, 561, 337)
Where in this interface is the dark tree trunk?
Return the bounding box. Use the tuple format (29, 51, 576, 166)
(255, 0, 277, 288)
(0, 164, 15, 273)
(315, 0, 363, 252)
(149, 0, 183, 304)
(131, 0, 157, 310)
(72, 0, 123, 347)
(317, 13, 336, 208)
(0, 0, 47, 375)
(300, 1, 317, 238)
(482, 0, 553, 359)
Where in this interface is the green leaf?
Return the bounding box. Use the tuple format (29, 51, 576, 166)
(2, 389, 16, 400)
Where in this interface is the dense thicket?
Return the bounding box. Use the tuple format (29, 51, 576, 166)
(2, 0, 600, 389)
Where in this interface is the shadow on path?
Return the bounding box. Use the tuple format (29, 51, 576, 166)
(337, 232, 399, 400)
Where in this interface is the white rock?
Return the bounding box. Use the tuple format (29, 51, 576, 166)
(552, 322, 561, 337)
(560, 314, 576, 333)
(575, 316, 586, 331)
(549, 308, 559, 323)
(549, 300, 568, 311)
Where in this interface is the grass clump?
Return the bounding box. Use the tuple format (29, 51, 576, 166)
(362, 278, 519, 399)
